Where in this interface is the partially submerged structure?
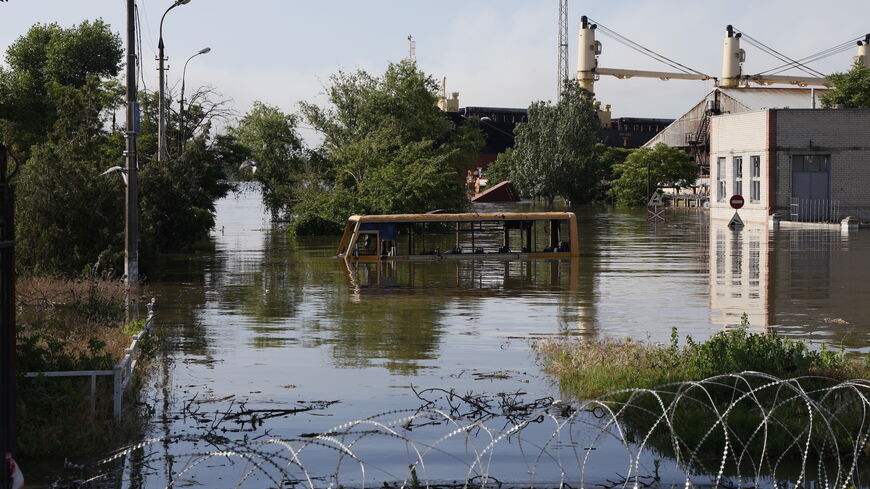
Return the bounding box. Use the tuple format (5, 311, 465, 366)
(336, 212, 579, 262)
(709, 108, 870, 223)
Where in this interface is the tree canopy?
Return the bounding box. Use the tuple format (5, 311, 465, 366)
(0, 20, 122, 157)
(485, 80, 601, 205)
(820, 62, 870, 108)
(291, 61, 483, 234)
(610, 143, 696, 206)
(5, 20, 233, 276)
(231, 102, 306, 219)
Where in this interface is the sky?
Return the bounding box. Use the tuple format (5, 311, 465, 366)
(1, 0, 868, 141)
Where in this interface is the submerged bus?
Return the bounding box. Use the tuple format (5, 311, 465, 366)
(336, 212, 579, 263)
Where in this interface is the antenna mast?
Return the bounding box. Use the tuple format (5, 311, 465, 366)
(557, 0, 569, 99)
(407, 35, 416, 62)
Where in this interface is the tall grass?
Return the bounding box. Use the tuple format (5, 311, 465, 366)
(537, 316, 870, 399)
(16, 274, 149, 465)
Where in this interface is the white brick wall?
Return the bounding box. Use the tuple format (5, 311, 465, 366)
(710, 108, 870, 221)
(709, 111, 770, 224)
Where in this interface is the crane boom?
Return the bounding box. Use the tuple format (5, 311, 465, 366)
(594, 67, 713, 82)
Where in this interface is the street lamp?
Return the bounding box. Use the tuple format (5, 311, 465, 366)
(157, 0, 191, 162)
(179, 47, 211, 153)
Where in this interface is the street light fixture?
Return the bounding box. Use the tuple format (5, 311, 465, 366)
(157, 0, 192, 162)
(179, 46, 211, 153)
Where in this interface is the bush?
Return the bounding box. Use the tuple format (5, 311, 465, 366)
(537, 317, 867, 399)
(15, 275, 149, 462)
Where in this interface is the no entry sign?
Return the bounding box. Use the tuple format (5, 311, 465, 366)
(730, 195, 745, 209)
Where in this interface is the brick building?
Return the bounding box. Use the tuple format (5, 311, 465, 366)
(709, 108, 870, 223)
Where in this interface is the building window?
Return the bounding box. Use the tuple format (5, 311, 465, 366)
(750, 155, 761, 203)
(733, 156, 743, 197)
(716, 157, 726, 202)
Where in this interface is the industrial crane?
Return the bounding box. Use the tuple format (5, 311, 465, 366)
(576, 16, 870, 93)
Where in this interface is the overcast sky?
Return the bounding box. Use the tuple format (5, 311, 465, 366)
(2, 0, 868, 139)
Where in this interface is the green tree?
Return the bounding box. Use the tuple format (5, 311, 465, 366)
(292, 61, 483, 234)
(494, 80, 600, 205)
(231, 102, 307, 219)
(483, 147, 513, 185)
(16, 78, 124, 275)
(139, 124, 233, 255)
(0, 20, 122, 157)
(611, 143, 696, 206)
(820, 62, 870, 108)
(7, 19, 233, 276)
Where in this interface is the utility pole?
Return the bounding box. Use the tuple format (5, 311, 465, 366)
(557, 0, 569, 99)
(0, 144, 16, 489)
(157, 35, 167, 162)
(126, 0, 140, 284)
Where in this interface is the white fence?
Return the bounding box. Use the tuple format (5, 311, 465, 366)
(789, 197, 841, 223)
(24, 299, 155, 421)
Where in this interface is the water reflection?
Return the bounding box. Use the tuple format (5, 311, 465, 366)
(121, 191, 870, 487)
(709, 222, 771, 327)
(708, 221, 870, 348)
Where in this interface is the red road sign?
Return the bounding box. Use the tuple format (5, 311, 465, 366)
(730, 195, 745, 209)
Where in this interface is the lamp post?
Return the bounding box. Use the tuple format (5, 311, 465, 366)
(179, 47, 211, 154)
(157, 0, 191, 162)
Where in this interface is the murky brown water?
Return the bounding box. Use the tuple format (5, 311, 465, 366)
(122, 189, 869, 486)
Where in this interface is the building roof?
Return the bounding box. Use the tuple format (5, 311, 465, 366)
(645, 87, 829, 148)
(718, 87, 827, 111)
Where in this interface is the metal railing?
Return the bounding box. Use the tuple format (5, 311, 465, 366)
(24, 299, 155, 421)
(789, 197, 840, 223)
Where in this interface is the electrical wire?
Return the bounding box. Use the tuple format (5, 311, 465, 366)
(733, 27, 827, 78)
(587, 17, 710, 77)
(135, 2, 147, 92)
(756, 37, 862, 76)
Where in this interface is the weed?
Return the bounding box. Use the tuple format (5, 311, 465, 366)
(537, 321, 868, 399)
(15, 275, 151, 465)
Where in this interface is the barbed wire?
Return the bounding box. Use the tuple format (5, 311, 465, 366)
(56, 372, 870, 489)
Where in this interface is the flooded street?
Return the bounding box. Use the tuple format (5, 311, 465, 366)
(132, 189, 870, 486)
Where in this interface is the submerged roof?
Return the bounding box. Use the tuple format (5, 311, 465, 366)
(348, 212, 576, 223)
(719, 87, 827, 111)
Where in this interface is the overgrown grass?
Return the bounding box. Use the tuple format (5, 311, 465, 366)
(536, 315, 870, 399)
(16, 274, 151, 466)
(537, 317, 870, 476)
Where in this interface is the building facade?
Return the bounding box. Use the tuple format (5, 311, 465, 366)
(709, 108, 870, 223)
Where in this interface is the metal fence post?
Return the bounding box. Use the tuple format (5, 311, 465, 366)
(113, 365, 122, 422)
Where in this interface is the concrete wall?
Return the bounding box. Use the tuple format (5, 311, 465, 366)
(709, 111, 771, 224)
(710, 108, 870, 222)
(773, 109, 870, 220)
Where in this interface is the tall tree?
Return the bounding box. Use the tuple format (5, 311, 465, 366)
(293, 61, 483, 234)
(16, 78, 124, 275)
(0, 20, 122, 157)
(820, 62, 870, 108)
(231, 102, 306, 219)
(491, 80, 601, 205)
(610, 143, 696, 206)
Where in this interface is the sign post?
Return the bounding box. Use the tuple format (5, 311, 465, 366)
(728, 194, 745, 228)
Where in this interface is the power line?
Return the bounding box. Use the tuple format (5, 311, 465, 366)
(756, 37, 862, 76)
(135, 3, 147, 92)
(734, 27, 827, 78)
(587, 17, 709, 77)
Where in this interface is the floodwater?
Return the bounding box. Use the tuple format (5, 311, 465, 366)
(122, 189, 869, 487)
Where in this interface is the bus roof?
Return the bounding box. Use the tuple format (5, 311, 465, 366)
(347, 212, 576, 224)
